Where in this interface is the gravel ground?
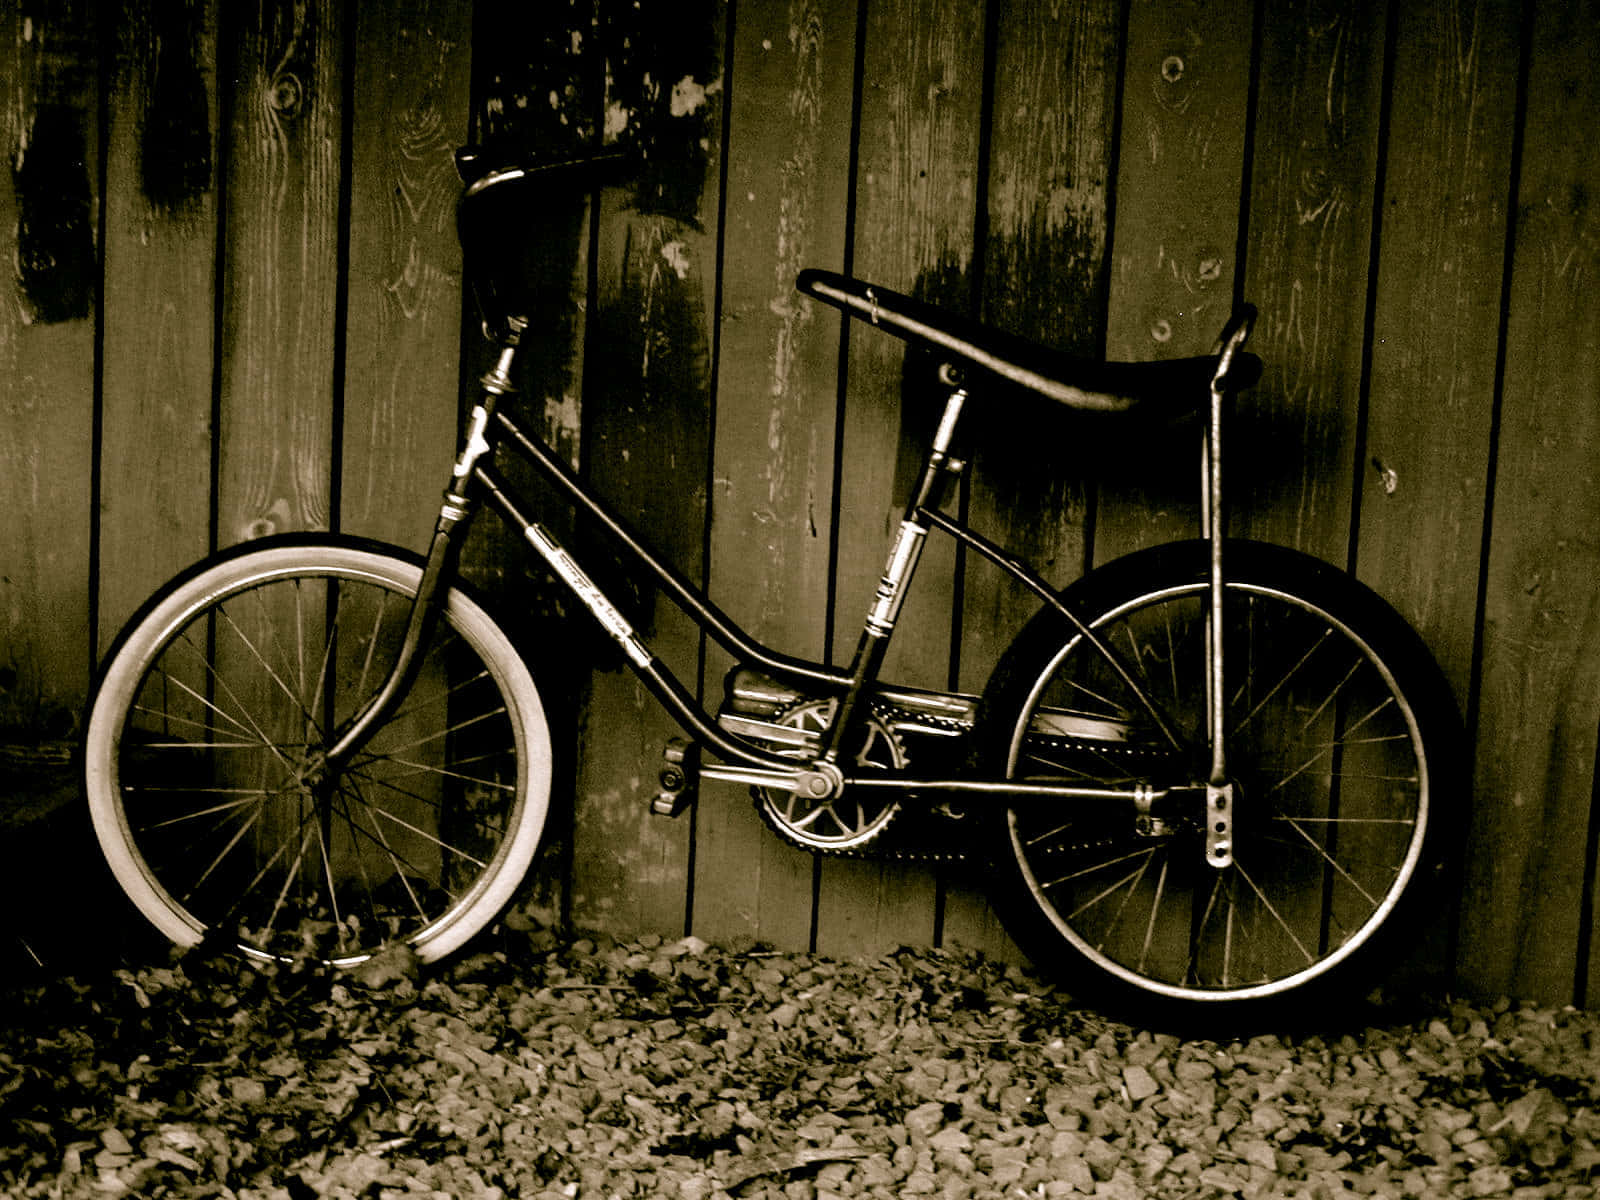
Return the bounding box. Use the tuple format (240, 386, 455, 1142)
(2, 927, 1598, 1200)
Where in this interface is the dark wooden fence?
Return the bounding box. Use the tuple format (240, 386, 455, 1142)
(3, 0, 1598, 1008)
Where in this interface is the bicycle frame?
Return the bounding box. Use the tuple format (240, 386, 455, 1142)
(323, 315, 1249, 824)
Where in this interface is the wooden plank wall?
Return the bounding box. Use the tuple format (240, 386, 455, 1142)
(5, 0, 1600, 1009)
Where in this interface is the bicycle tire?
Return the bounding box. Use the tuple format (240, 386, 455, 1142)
(978, 539, 1462, 1027)
(84, 536, 552, 967)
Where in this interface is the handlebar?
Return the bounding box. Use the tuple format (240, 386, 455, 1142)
(454, 145, 635, 207)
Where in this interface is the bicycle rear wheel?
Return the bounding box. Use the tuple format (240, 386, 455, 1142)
(84, 537, 551, 966)
(980, 540, 1461, 1026)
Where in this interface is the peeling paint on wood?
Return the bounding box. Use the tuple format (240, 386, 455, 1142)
(694, 0, 858, 954)
(569, 0, 727, 940)
(818, 0, 985, 962)
(131, 0, 213, 210)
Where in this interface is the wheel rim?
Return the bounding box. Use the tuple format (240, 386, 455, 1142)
(107, 564, 530, 965)
(1006, 581, 1429, 1002)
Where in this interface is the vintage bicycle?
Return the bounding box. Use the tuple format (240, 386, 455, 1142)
(82, 148, 1462, 1025)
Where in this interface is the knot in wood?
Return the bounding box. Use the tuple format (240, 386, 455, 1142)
(267, 72, 303, 115)
(1161, 55, 1185, 84)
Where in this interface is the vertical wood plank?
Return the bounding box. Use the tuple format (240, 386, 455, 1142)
(1235, 0, 1386, 563)
(1356, 0, 1517, 698)
(215, 0, 344, 547)
(339, 1, 472, 550)
(97, 0, 219, 650)
(1354, 0, 1520, 992)
(690, 0, 858, 952)
(0, 0, 98, 734)
(567, 0, 724, 939)
(1465, 0, 1600, 1006)
(1094, 0, 1253, 562)
(942, 0, 1124, 963)
(457, 0, 598, 925)
(815, 0, 985, 961)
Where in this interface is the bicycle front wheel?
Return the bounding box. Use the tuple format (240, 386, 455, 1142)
(980, 540, 1461, 1025)
(84, 536, 552, 966)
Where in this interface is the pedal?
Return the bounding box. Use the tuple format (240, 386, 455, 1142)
(650, 738, 700, 817)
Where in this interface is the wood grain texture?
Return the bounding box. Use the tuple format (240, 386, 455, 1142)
(97, 0, 219, 650)
(816, 0, 986, 961)
(1235, 0, 1386, 563)
(567, 0, 725, 939)
(1463, 0, 1600, 1006)
(1353, 0, 1520, 996)
(215, 0, 344, 546)
(941, 0, 1124, 965)
(338, 1, 471, 548)
(0, 0, 97, 733)
(456, 0, 599, 923)
(1356, 0, 1517, 700)
(691, 0, 858, 952)
(1094, 0, 1253, 562)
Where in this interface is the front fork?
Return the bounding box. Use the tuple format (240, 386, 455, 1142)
(319, 341, 516, 771)
(1200, 309, 1254, 868)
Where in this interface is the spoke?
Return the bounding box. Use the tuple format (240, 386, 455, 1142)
(1064, 850, 1157, 922)
(346, 764, 511, 836)
(172, 636, 302, 774)
(371, 805, 490, 870)
(362, 706, 508, 759)
(332, 785, 383, 933)
(355, 589, 392, 703)
(1296, 658, 1365, 736)
(338, 777, 440, 910)
(181, 803, 267, 900)
(272, 825, 317, 943)
(216, 826, 306, 930)
(130, 740, 270, 751)
(1282, 817, 1381, 907)
(381, 667, 493, 728)
(1271, 815, 1415, 825)
(1021, 749, 1136, 786)
(1137, 855, 1170, 974)
(294, 577, 307, 707)
(1022, 819, 1080, 850)
(1092, 848, 1156, 953)
(1189, 872, 1225, 987)
(1041, 844, 1156, 888)
(1230, 628, 1333, 734)
(1264, 696, 1402, 797)
(357, 756, 517, 794)
(313, 811, 345, 950)
(131, 705, 269, 745)
(1231, 859, 1315, 965)
(216, 605, 321, 732)
(135, 795, 278, 827)
(307, 595, 344, 735)
(149, 663, 260, 741)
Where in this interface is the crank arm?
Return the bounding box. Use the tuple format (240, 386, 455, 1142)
(701, 763, 807, 789)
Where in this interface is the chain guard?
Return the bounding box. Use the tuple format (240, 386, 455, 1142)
(745, 702, 1188, 864)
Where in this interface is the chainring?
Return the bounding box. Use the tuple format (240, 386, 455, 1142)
(752, 698, 907, 853)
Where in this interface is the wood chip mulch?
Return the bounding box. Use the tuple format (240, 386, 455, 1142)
(2, 927, 1597, 1200)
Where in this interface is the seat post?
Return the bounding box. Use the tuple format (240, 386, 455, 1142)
(823, 373, 968, 764)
